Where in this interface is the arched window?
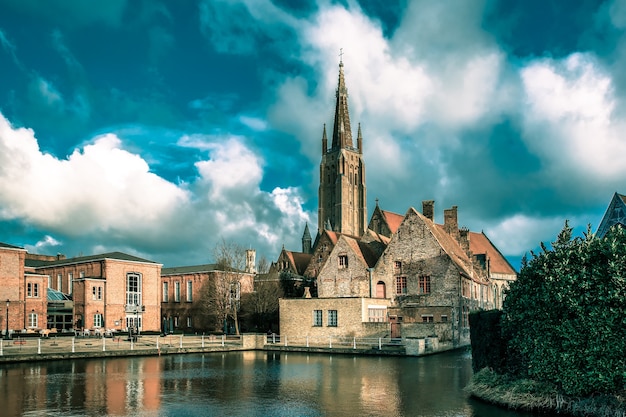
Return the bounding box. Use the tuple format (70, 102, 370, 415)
(376, 281, 386, 298)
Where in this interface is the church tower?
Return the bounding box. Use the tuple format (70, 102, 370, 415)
(318, 59, 367, 237)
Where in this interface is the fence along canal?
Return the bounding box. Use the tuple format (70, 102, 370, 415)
(0, 333, 446, 362)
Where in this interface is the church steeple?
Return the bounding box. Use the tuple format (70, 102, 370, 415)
(318, 55, 367, 238)
(302, 223, 312, 254)
(331, 60, 353, 150)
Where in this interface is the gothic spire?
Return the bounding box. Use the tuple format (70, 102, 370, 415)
(302, 223, 312, 254)
(331, 60, 353, 150)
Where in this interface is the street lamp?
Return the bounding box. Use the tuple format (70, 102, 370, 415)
(4, 299, 10, 340)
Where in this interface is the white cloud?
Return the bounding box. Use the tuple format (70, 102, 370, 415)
(521, 53, 626, 179)
(194, 137, 263, 199)
(0, 113, 188, 232)
(483, 214, 568, 256)
(0, 112, 315, 263)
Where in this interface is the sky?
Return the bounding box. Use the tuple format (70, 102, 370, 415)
(0, 0, 625, 269)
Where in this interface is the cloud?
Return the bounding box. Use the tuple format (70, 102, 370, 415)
(0, 111, 314, 265)
(520, 52, 626, 180)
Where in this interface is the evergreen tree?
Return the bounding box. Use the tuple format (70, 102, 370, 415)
(503, 222, 626, 396)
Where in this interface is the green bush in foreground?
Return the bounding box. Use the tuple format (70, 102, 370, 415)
(502, 222, 626, 397)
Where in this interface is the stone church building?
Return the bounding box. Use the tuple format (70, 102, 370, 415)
(276, 59, 517, 350)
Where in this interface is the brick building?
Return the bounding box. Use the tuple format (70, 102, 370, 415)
(160, 263, 254, 334)
(27, 252, 162, 333)
(278, 60, 517, 349)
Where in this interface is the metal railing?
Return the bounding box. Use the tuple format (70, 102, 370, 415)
(265, 334, 402, 350)
(0, 334, 243, 357)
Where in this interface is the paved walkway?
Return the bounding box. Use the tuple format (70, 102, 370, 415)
(0, 334, 244, 363)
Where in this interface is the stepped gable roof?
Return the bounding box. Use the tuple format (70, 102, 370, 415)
(469, 232, 517, 275)
(162, 264, 220, 275)
(285, 250, 312, 276)
(381, 210, 404, 234)
(27, 251, 159, 268)
(0, 242, 25, 250)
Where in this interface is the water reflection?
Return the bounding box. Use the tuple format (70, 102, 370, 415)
(0, 350, 535, 417)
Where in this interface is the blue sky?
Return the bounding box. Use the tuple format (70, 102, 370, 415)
(0, 0, 624, 269)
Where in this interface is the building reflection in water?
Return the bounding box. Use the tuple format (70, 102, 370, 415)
(0, 350, 530, 417)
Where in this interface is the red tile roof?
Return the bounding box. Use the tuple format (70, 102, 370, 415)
(382, 210, 404, 234)
(468, 232, 517, 275)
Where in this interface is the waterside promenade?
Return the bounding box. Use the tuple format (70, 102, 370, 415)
(0, 333, 452, 363)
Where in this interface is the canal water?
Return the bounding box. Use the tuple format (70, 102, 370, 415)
(0, 350, 535, 417)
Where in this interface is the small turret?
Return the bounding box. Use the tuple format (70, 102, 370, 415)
(302, 223, 312, 254)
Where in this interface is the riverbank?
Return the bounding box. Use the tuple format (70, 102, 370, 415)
(0, 333, 455, 364)
(465, 368, 626, 417)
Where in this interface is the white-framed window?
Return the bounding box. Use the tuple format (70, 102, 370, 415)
(57, 274, 62, 291)
(421, 315, 434, 323)
(313, 310, 322, 326)
(80, 271, 85, 278)
(94, 313, 104, 328)
(186, 316, 192, 328)
(162, 282, 169, 302)
(338, 255, 348, 269)
(27, 282, 40, 298)
(28, 312, 38, 328)
(47, 276, 52, 288)
(368, 306, 387, 322)
(68, 273, 73, 295)
(328, 310, 338, 327)
(186, 281, 193, 302)
(126, 273, 142, 306)
(126, 316, 142, 330)
(174, 281, 180, 302)
(92, 286, 102, 300)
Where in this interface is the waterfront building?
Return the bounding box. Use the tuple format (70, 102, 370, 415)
(27, 252, 162, 334)
(597, 192, 626, 238)
(160, 263, 254, 334)
(278, 59, 517, 349)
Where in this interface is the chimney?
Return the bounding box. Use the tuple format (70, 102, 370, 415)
(444, 206, 459, 239)
(422, 200, 435, 221)
(459, 227, 471, 254)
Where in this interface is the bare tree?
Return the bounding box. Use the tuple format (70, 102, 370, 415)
(240, 280, 283, 331)
(202, 239, 248, 335)
(257, 255, 270, 274)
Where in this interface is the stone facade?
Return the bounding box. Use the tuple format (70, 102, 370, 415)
(318, 60, 367, 237)
(279, 297, 390, 339)
(278, 61, 517, 350)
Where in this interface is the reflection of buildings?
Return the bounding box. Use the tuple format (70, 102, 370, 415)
(0, 357, 162, 416)
(277, 60, 517, 349)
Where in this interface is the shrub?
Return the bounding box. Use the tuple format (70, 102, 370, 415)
(502, 222, 626, 396)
